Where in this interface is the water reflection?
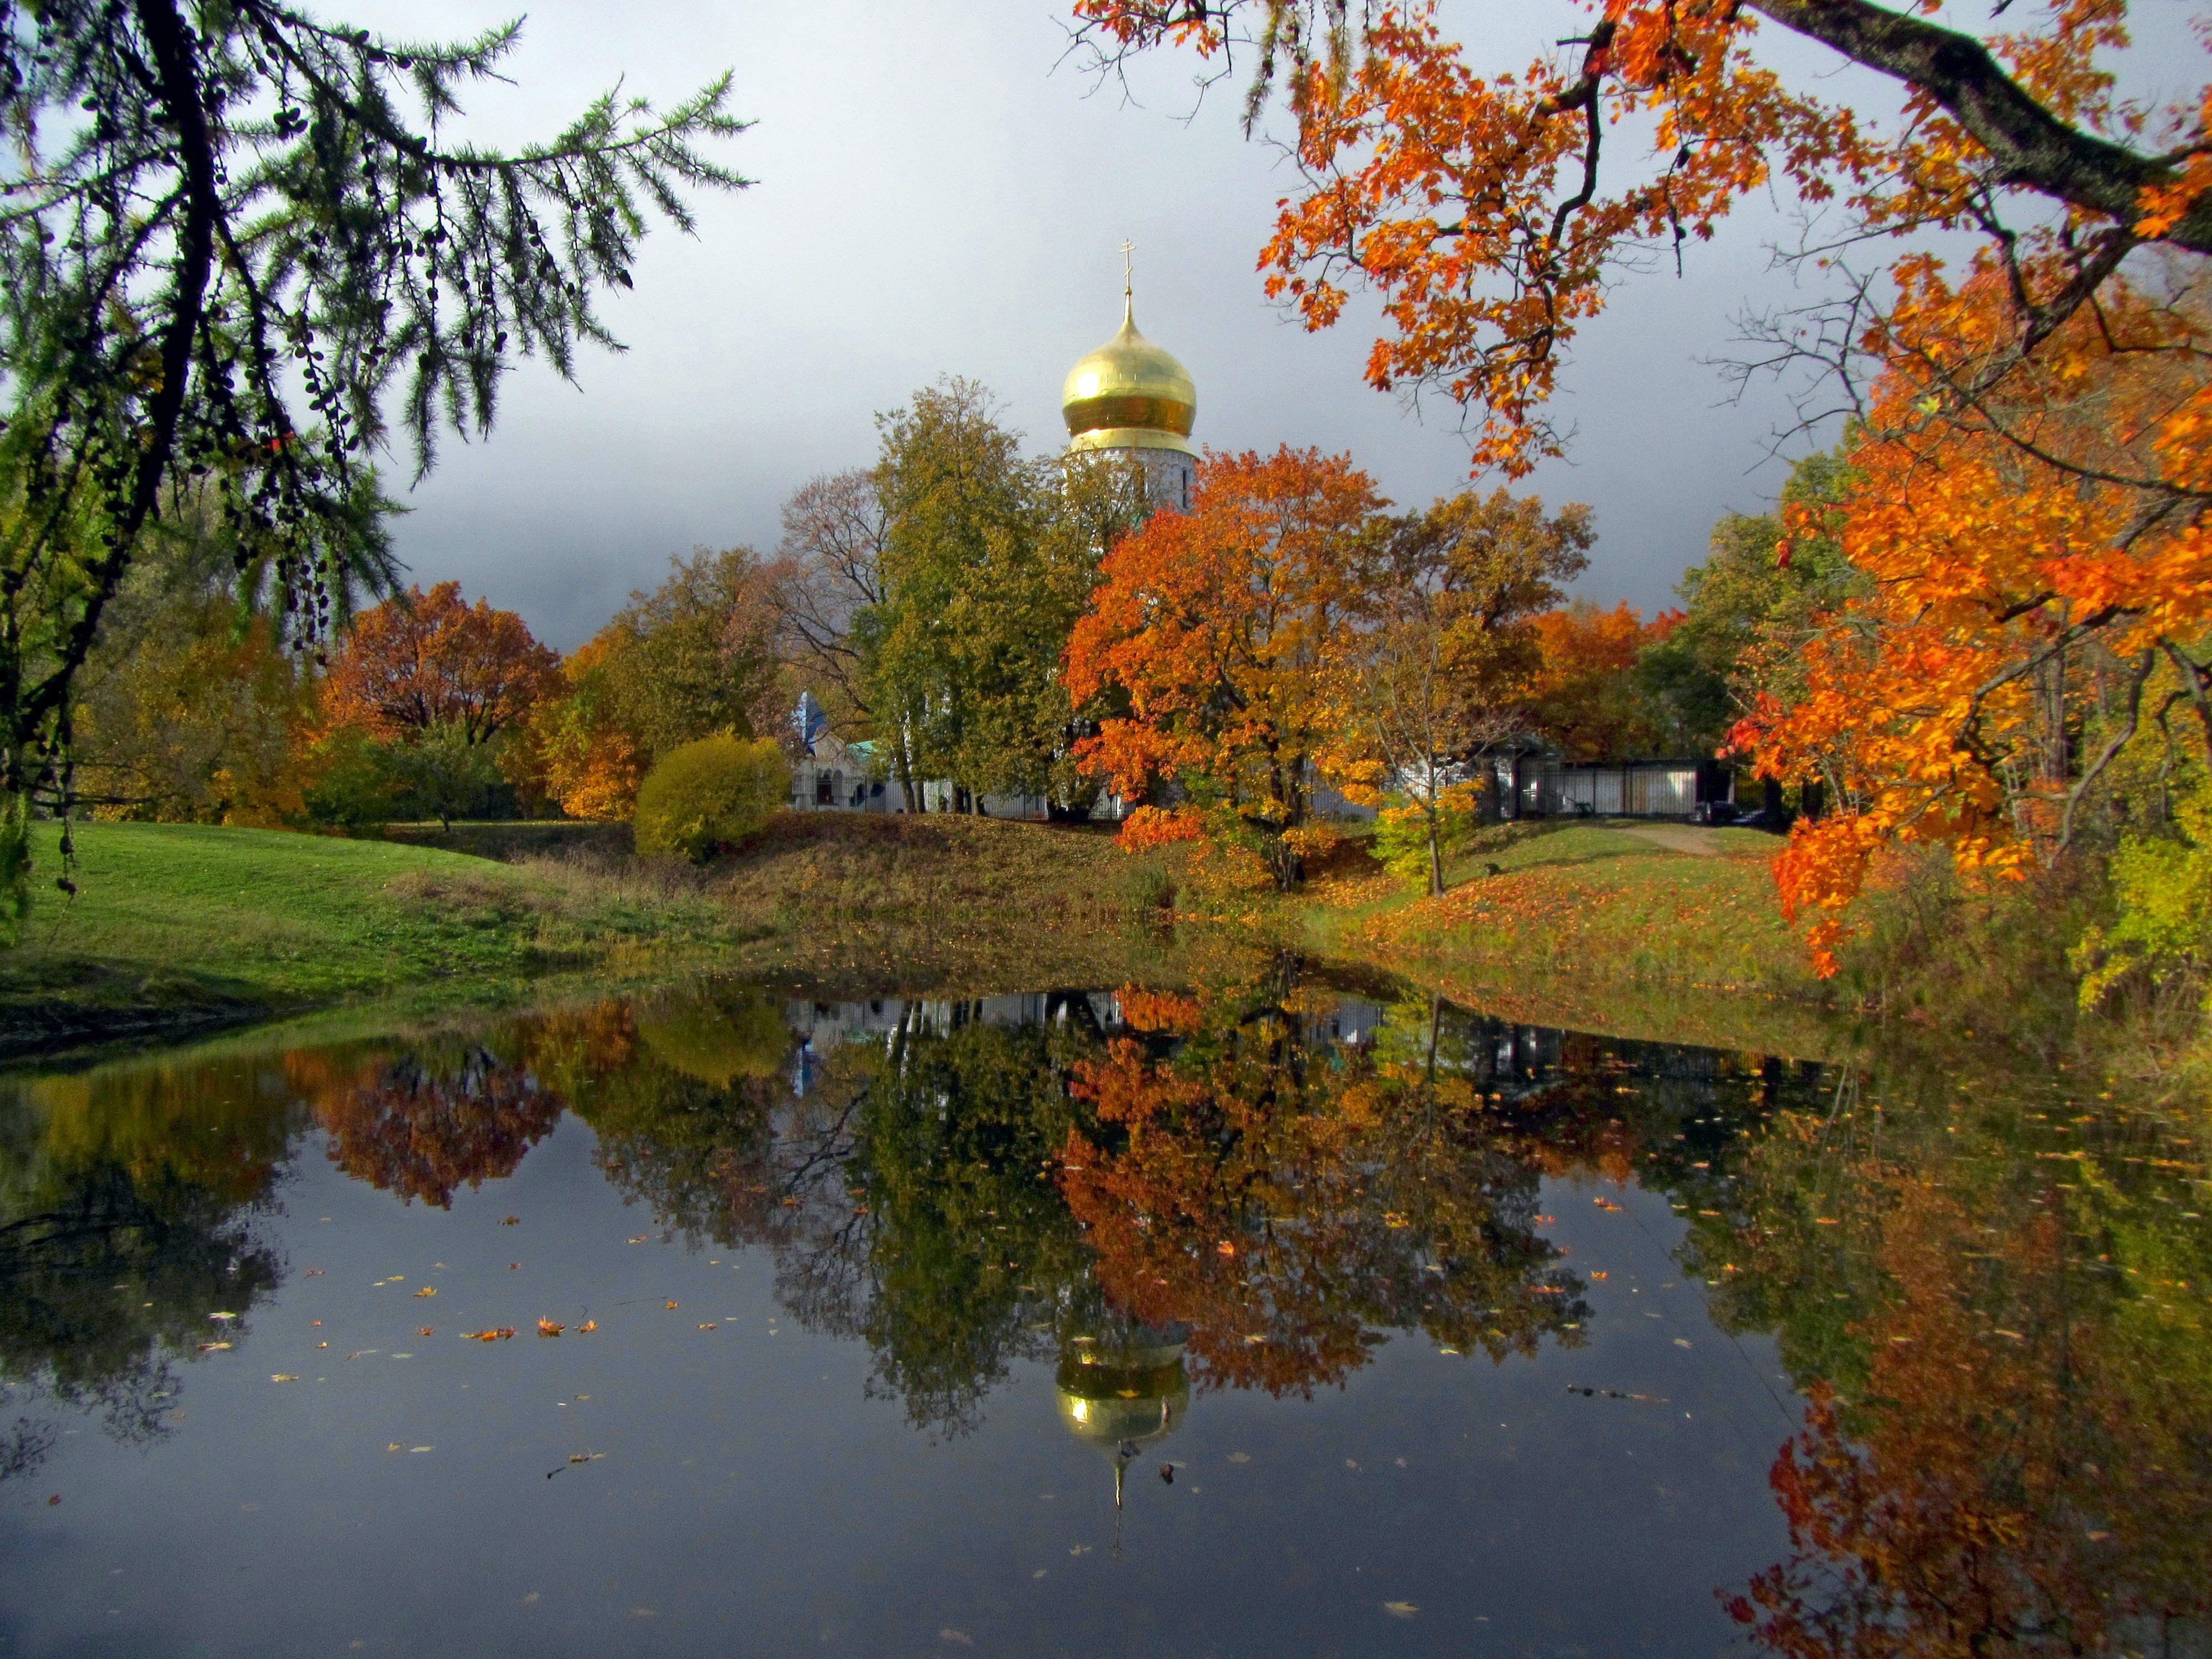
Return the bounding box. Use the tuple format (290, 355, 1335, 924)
(0, 1056, 298, 1481)
(3, 967, 2208, 1656)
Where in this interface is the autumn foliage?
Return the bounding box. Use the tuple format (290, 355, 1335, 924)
(320, 581, 557, 745)
(1066, 446, 1385, 885)
(1732, 262, 2212, 972)
(1072, 0, 2212, 981)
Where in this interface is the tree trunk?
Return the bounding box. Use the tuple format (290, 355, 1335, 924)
(1427, 807, 1444, 896)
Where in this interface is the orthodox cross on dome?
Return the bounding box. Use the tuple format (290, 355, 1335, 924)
(1120, 238, 1133, 299)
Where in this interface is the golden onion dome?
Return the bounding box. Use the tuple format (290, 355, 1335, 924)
(1062, 294, 1197, 458)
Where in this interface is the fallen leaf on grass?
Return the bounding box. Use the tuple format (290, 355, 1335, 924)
(537, 1319, 564, 1338)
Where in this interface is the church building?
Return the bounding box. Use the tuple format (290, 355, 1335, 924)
(789, 261, 1198, 820)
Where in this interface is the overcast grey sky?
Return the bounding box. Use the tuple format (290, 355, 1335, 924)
(349, 0, 1881, 649)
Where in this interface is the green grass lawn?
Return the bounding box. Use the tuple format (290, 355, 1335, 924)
(0, 816, 1177, 1055)
(0, 822, 752, 1050)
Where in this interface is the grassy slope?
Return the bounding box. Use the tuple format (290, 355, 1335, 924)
(1298, 822, 1846, 1058)
(0, 816, 1172, 1052)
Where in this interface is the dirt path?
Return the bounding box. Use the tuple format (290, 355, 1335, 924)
(1620, 823, 1730, 857)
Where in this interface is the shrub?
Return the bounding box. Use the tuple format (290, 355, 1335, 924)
(1372, 789, 1481, 888)
(632, 734, 790, 862)
(2074, 769, 2212, 1011)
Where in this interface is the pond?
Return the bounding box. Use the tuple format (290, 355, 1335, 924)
(1, 966, 2206, 1657)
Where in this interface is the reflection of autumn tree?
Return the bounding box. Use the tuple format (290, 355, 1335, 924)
(1714, 1083, 2212, 1658)
(0, 1062, 291, 1481)
(311, 1039, 562, 1208)
(556, 995, 795, 1250)
(1061, 980, 1588, 1396)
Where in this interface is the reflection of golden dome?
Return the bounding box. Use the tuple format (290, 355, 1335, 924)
(1062, 296, 1197, 459)
(1055, 1357, 1190, 1452)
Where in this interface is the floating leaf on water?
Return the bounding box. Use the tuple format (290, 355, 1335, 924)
(1590, 1271, 1609, 1280)
(1674, 1338, 1692, 1348)
(208, 1312, 237, 1322)
(197, 1341, 231, 1352)
(418, 1327, 433, 1337)
(413, 1287, 436, 1298)
(409, 1446, 433, 1453)
(270, 1374, 298, 1383)
(386, 1442, 402, 1452)
(303, 1269, 324, 1277)
(577, 1319, 598, 1334)
(1384, 1602, 1420, 1619)
(501, 1217, 520, 1227)
(665, 1300, 678, 1311)
(938, 1632, 973, 1647)
(1228, 1452, 1250, 1463)
(697, 1323, 717, 1331)
(537, 1319, 564, 1338)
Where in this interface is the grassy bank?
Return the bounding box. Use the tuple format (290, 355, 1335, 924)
(1290, 820, 1845, 1055)
(0, 815, 1171, 1054)
(1, 811, 1852, 1063)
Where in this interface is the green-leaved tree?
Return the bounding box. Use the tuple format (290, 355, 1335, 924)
(0, 0, 750, 927)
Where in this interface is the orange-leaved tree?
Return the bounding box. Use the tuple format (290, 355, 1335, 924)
(1528, 599, 1677, 761)
(1069, 1, 2212, 476)
(321, 581, 557, 745)
(514, 633, 651, 822)
(1730, 259, 2212, 973)
(1065, 446, 1384, 888)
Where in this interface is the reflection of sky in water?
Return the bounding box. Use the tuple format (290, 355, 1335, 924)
(2, 982, 2201, 1656)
